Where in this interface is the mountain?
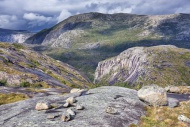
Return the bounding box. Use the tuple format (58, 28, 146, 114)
(94, 45, 190, 87)
(0, 42, 91, 91)
(0, 28, 34, 43)
(25, 12, 190, 80)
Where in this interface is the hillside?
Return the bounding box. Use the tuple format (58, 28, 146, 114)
(94, 45, 190, 87)
(25, 12, 190, 80)
(0, 28, 34, 43)
(0, 42, 91, 91)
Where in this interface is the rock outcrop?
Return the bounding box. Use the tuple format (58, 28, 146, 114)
(94, 45, 190, 87)
(0, 28, 34, 43)
(0, 86, 146, 127)
(138, 85, 168, 106)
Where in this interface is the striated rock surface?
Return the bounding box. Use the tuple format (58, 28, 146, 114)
(94, 45, 190, 86)
(138, 85, 168, 106)
(0, 86, 146, 127)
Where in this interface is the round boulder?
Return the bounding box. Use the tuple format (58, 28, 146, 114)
(138, 85, 168, 106)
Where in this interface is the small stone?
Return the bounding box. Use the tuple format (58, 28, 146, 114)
(61, 114, 71, 122)
(178, 115, 190, 123)
(66, 97, 76, 105)
(105, 106, 118, 114)
(63, 102, 70, 108)
(67, 108, 75, 116)
(47, 114, 59, 119)
(35, 101, 51, 111)
(76, 104, 84, 110)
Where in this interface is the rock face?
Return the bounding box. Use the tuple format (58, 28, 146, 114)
(0, 86, 146, 127)
(94, 47, 147, 85)
(0, 28, 34, 43)
(94, 45, 190, 86)
(138, 85, 168, 106)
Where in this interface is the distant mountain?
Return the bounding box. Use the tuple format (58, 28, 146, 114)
(0, 28, 34, 43)
(25, 12, 190, 48)
(25, 12, 190, 80)
(94, 45, 190, 87)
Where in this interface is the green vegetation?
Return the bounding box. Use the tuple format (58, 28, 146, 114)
(0, 79, 7, 86)
(20, 82, 30, 87)
(0, 93, 28, 105)
(13, 43, 25, 50)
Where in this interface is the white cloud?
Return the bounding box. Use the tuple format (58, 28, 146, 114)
(23, 13, 52, 22)
(57, 9, 72, 23)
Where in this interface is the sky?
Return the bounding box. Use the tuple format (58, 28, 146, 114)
(0, 0, 190, 32)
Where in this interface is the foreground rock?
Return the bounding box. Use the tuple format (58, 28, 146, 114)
(178, 115, 190, 123)
(138, 85, 168, 106)
(0, 86, 146, 127)
(35, 101, 51, 110)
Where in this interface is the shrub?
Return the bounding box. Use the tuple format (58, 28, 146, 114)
(20, 82, 30, 87)
(0, 79, 7, 86)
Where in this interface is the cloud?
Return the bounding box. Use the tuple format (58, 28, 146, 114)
(23, 13, 52, 22)
(0, 0, 190, 31)
(57, 10, 72, 23)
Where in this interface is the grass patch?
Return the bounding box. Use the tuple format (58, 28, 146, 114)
(137, 101, 190, 127)
(0, 93, 28, 105)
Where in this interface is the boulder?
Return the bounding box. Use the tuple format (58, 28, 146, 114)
(166, 86, 190, 94)
(138, 85, 168, 106)
(35, 101, 51, 110)
(167, 98, 179, 108)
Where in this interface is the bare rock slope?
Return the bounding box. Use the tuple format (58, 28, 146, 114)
(0, 42, 91, 90)
(0, 86, 146, 127)
(94, 45, 190, 87)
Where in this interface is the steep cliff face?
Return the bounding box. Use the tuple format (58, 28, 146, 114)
(0, 28, 34, 43)
(94, 47, 147, 84)
(94, 45, 190, 87)
(0, 42, 91, 89)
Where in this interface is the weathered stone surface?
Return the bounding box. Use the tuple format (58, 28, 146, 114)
(178, 115, 190, 123)
(66, 97, 76, 105)
(0, 86, 146, 127)
(138, 85, 168, 106)
(35, 101, 51, 110)
(105, 106, 118, 114)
